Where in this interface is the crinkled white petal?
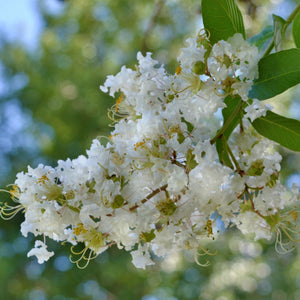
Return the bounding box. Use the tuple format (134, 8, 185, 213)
(27, 240, 54, 264)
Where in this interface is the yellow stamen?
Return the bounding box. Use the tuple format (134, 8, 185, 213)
(289, 210, 298, 222)
(8, 185, 20, 200)
(175, 66, 182, 75)
(115, 93, 124, 112)
(37, 175, 49, 184)
(134, 139, 148, 151)
(73, 223, 87, 236)
(205, 219, 213, 237)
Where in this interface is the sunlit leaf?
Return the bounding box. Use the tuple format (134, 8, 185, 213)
(215, 95, 244, 169)
(293, 11, 300, 48)
(273, 14, 287, 51)
(186, 148, 198, 171)
(216, 138, 234, 168)
(221, 95, 244, 138)
(201, 0, 245, 44)
(252, 111, 300, 151)
(249, 48, 300, 100)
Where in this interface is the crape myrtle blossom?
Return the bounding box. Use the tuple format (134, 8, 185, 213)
(1, 32, 299, 269)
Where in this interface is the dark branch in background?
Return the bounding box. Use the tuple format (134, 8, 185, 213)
(141, 0, 165, 55)
(239, 0, 258, 19)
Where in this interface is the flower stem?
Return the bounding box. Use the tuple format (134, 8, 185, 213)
(285, 3, 300, 26)
(129, 184, 168, 211)
(245, 185, 264, 218)
(223, 137, 244, 176)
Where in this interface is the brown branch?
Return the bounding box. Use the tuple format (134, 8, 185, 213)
(129, 184, 168, 211)
(245, 185, 264, 218)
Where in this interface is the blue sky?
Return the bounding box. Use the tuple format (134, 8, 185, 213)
(0, 0, 42, 49)
(0, 0, 64, 49)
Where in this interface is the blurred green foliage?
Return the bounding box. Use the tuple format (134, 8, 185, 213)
(0, 0, 299, 299)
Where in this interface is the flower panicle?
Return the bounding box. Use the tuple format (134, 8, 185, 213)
(1, 30, 299, 270)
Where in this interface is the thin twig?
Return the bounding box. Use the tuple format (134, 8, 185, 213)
(223, 136, 245, 176)
(245, 185, 264, 218)
(129, 184, 168, 211)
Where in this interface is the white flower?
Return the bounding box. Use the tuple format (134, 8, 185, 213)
(244, 99, 272, 122)
(177, 38, 206, 69)
(167, 166, 187, 193)
(27, 240, 54, 264)
(236, 211, 272, 241)
(79, 204, 101, 227)
(131, 245, 154, 269)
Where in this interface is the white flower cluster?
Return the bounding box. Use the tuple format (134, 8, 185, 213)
(1, 33, 299, 269)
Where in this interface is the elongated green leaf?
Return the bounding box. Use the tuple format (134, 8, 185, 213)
(215, 95, 244, 169)
(221, 95, 244, 138)
(216, 138, 234, 168)
(249, 48, 300, 100)
(273, 14, 286, 51)
(201, 0, 246, 44)
(252, 111, 300, 151)
(293, 11, 300, 48)
(248, 26, 273, 51)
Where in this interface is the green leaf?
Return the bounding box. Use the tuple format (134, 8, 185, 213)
(248, 26, 274, 51)
(249, 48, 300, 100)
(201, 0, 246, 44)
(215, 95, 244, 169)
(177, 132, 185, 144)
(211, 95, 244, 145)
(293, 11, 300, 48)
(181, 117, 194, 133)
(216, 138, 234, 168)
(139, 229, 156, 242)
(186, 148, 198, 171)
(252, 111, 300, 151)
(273, 14, 287, 51)
(221, 95, 244, 138)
